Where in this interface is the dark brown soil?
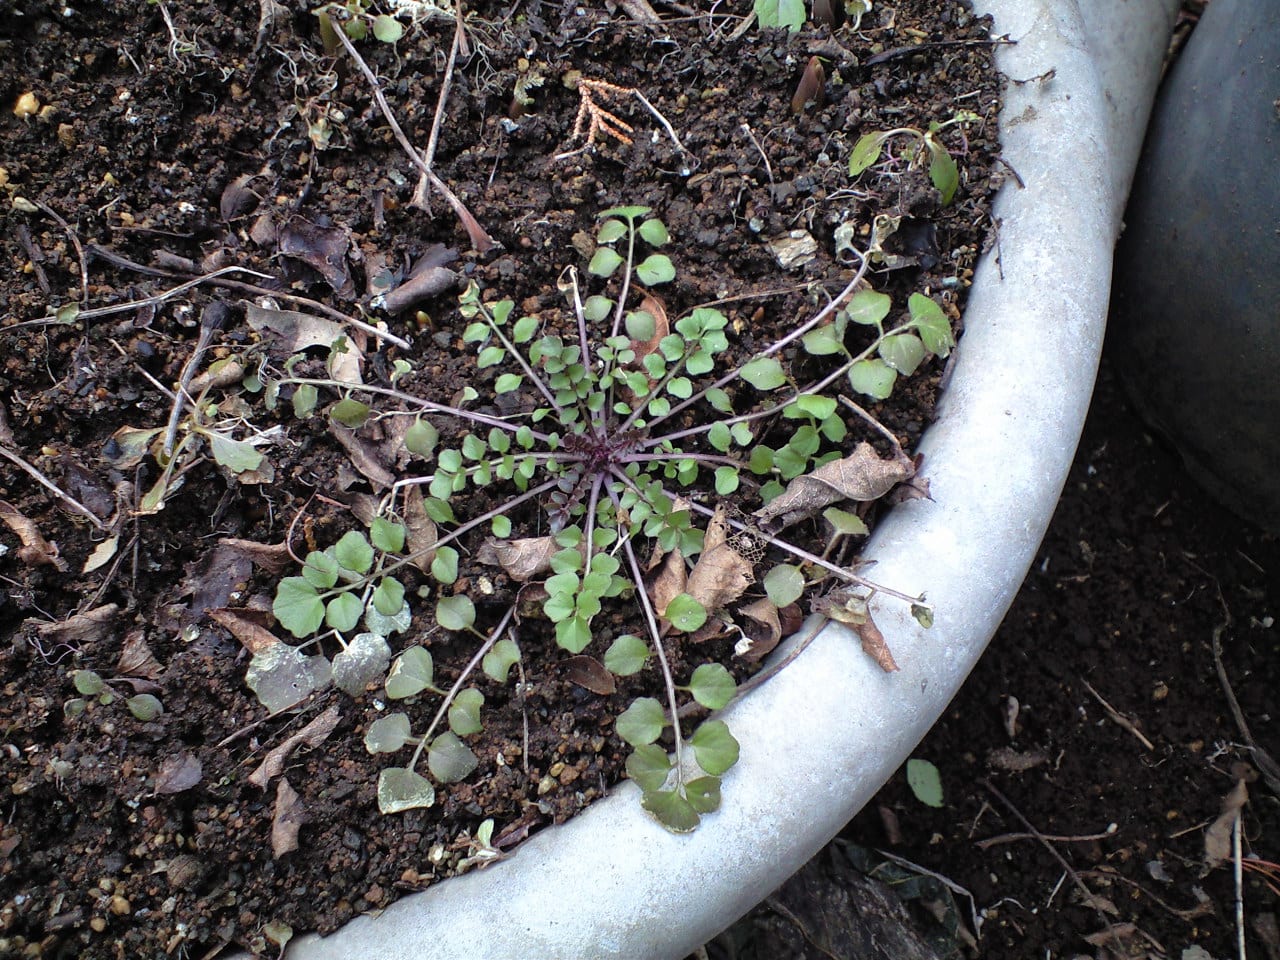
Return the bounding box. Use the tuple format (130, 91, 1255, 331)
(2, 1, 1001, 957)
(711, 360, 1280, 960)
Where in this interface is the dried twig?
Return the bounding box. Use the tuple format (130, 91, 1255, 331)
(0, 445, 108, 531)
(1081, 678, 1155, 751)
(976, 822, 1117, 850)
(330, 17, 494, 253)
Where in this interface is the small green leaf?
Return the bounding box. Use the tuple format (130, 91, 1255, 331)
(685, 776, 722, 814)
(385, 647, 434, 699)
(596, 219, 627, 244)
(555, 615, 593, 654)
(482, 637, 522, 683)
(604, 634, 650, 676)
(588, 247, 624, 278)
(598, 204, 651, 220)
(207, 434, 264, 474)
(615, 697, 667, 747)
(927, 139, 960, 204)
(687, 663, 736, 710)
(763, 564, 805, 607)
(752, 0, 805, 31)
(372, 577, 405, 616)
(334, 530, 375, 574)
(370, 517, 406, 554)
(491, 515, 512, 538)
(512, 315, 539, 342)
(708, 422, 731, 452)
(664, 593, 707, 633)
(431, 546, 459, 585)
(801, 324, 845, 356)
(448, 688, 484, 736)
(625, 310, 656, 342)
(625, 743, 672, 791)
(638, 218, 669, 246)
(636, 254, 675, 285)
(365, 713, 413, 753)
(331, 397, 370, 428)
(641, 788, 700, 833)
(371, 13, 404, 42)
(377, 767, 435, 814)
(906, 758, 945, 807)
(848, 131, 887, 176)
(428, 731, 479, 783)
(690, 719, 740, 776)
(405, 419, 438, 459)
(786, 393, 839, 420)
(907, 293, 954, 357)
(911, 603, 934, 629)
(273, 577, 325, 638)
(291, 383, 318, 418)
(495, 373, 523, 394)
(845, 289, 892, 326)
(712, 466, 738, 495)
(879, 333, 927, 375)
(823, 507, 869, 536)
(706, 388, 733, 413)
(436, 595, 475, 631)
(325, 591, 363, 632)
(477, 345, 505, 368)
(740, 357, 786, 390)
(133, 692, 166, 724)
(72, 670, 103, 696)
(847, 358, 897, 400)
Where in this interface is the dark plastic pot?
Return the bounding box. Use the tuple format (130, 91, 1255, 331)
(1110, 0, 1280, 532)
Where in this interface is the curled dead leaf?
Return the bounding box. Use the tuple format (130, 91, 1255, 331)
(685, 505, 755, 616)
(561, 655, 616, 696)
(116, 628, 164, 680)
(754, 442, 915, 531)
(0, 500, 67, 571)
(278, 217, 355, 300)
(36, 603, 119, 647)
(402, 485, 438, 574)
(271, 777, 306, 858)
(649, 546, 687, 630)
(210, 607, 280, 655)
(735, 597, 782, 662)
(244, 303, 362, 385)
(248, 705, 341, 789)
(477, 536, 557, 582)
(330, 424, 396, 490)
(1204, 778, 1248, 870)
(154, 752, 203, 795)
(854, 614, 898, 673)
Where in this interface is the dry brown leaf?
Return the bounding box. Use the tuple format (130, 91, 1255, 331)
(685, 505, 755, 615)
(116, 628, 164, 680)
(154, 752, 203, 795)
(248, 705, 341, 789)
(561, 655, 616, 695)
(244, 303, 362, 384)
(0, 499, 67, 570)
(649, 546, 687, 626)
(629, 292, 669, 366)
(754, 442, 915, 531)
(330, 424, 396, 490)
(855, 614, 898, 672)
(477, 536, 557, 582)
(212, 537, 291, 576)
(402, 485, 438, 574)
(278, 217, 355, 300)
(81, 535, 119, 574)
(986, 747, 1049, 773)
(210, 607, 280, 655)
(736, 597, 783, 662)
(271, 777, 306, 858)
(36, 603, 119, 647)
(1204, 778, 1248, 869)
(220, 172, 262, 221)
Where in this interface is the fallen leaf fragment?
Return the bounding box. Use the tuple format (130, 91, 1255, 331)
(754, 442, 915, 531)
(244, 303, 362, 384)
(561, 655, 616, 695)
(330, 424, 396, 490)
(249, 705, 341, 789)
(1204, 778, 1248, 869)
(685, 505, 755, 615)
(0, 499, 67, 570)
(36, 603, 119, 647)
(648, 546, 687, 625)
(154, 752, 203, 795)
(271, 777, 306, 858)
(402, 486, 438, 574)
(735, 597, 782, 662)
(278, 217, 355, 299)
(477, 535, 557, 582)
(854, 614, 898, 672)
(81, 535, 118, 574)
(116, 628, 164, 680)
(210, 607, 280, 655)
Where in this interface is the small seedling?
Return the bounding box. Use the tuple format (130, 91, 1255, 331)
(64, 669, 164, 721)
(905, 757, 944, 808)
(847, 111, 981, 205)
(266, 202, 947, 830)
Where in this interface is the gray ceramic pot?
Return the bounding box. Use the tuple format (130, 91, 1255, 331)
(233, 1, 1180, 956)
(1110, 0, 1280, 532)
